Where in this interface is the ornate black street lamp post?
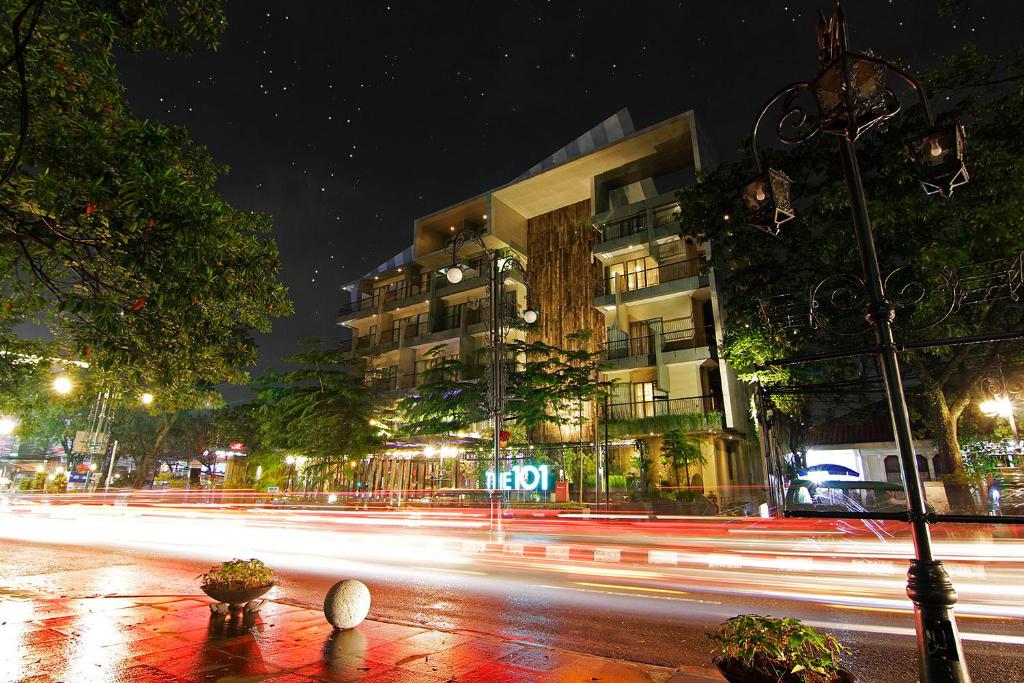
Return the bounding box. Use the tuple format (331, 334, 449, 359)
(747, 4, 971, 681)
(446, 231, 538, 541)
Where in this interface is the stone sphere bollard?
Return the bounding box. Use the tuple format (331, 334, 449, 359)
(323, 579, 371, 630)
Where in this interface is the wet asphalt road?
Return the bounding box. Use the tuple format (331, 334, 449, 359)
(1, 538, 1021, 683)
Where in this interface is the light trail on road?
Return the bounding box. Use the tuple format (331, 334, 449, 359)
(1, 491, 1022, 653)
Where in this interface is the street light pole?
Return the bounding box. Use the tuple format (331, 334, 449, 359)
(744, 4, 971, 681)
(837, 134, 968, 682)
(488, 251, 504, 541)
(447, 231, 538, 542)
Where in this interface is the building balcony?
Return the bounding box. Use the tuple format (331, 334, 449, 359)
(603, 322, 716, 369)
(337, 293, 380, 322)
(594, 256, 708, 308)
(381, 280, 431, 312)
(600, 394, 725, 433)
(594, 202, 681, 249)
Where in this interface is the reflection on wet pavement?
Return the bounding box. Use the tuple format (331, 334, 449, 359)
(0, 594, 702, 681)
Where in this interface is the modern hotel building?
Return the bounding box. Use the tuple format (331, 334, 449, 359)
(337, 109, 764, 511)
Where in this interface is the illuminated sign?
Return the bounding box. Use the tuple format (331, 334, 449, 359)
(485, 464, 551, 491)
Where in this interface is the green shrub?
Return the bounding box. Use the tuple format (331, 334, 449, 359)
(198, 559, 275, 590)
(707, 614, 846, 682)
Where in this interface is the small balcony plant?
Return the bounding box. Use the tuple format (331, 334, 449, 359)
(707, 614, 853, 683)
(198, 558, 276, 611)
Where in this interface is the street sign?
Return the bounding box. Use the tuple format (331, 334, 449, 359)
(72, 431, 109, 456)
(266, 486, 280, 493)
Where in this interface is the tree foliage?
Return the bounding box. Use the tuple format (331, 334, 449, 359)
(396, 331, 609, 441)
(397, 346, 488, 436)
(677, 45, 1024, 476)
(255, 340, 383, 478)
(0, 0, 290, 406)
(661, 428, 706, 491)
(505, 330, 609, 439)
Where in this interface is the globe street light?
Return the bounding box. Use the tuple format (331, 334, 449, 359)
(445, 265, 465, 284)
(0, 416, 17, 436)
(140, 392, 154, 406)
(52, 375, 73, 395)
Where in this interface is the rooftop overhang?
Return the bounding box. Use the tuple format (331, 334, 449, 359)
(491, 111, 696, 219)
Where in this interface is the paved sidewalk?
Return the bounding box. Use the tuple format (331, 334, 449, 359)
(0, 591, 725, 682)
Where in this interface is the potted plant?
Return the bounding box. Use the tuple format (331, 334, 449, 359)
(707, 614, 854, 683)
(198, 558, 276, 611)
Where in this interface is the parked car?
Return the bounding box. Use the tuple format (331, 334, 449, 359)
(786, 479, 910, 514)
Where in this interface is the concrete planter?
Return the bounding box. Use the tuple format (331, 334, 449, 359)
(714, 657, 854, 683)
(201, 583, 274, 610)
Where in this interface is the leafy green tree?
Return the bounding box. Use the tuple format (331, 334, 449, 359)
(506, 330, 609, 441)
(255, 340, 383, 487)
(661, 428, 706, 495)
(678, 46, 1024, 482)
(633, 438, 653, 493)
(0, 1, 290, 404)
(0, 360, 93, 457)
(114, 399, 222, 487)
(398, 346, 488, 436)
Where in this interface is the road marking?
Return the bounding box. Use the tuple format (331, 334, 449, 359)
(648, 550, 677, 565)
(461, 540, 486, 554)
(503, 543, 524, 557)
(410, 566, 486, 576)
(545, 545, 570, 560)
(804, 619, 1024, 646)
(575, 582, 689, 597)
(535, 583, 721, 605)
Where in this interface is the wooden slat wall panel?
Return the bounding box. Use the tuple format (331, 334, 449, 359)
(526, 199, 605, 443)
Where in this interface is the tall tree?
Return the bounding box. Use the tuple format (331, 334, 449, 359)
(677, 46, 1024, 484)
(398, 346, 488, 436)
(256, 340, 383, 487)
(661, 428, 707, 496)
(0, 1, 291, 403)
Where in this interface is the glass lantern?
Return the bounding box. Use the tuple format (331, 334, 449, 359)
(744, 169, 795, 237)
(908, 121, 969, 198)
(812, 54, 888, 139)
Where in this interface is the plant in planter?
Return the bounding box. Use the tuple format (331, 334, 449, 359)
(197, 558, 276, 612)
(707, 614, 853, 683)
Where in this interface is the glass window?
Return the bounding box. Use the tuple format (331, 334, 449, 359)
(605, 256, 658, 293)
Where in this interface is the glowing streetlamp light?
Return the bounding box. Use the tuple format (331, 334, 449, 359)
(0, 416, 17, 436)
(140, 392, 154, 406)
(980, 395, 1014, 420)
(52, 375, 73, 395)
(445, 265, 465, 284)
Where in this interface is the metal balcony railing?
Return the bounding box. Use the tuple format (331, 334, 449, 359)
(382, 280, 428, 304)
(597, 255, 706, 296)
(601, 394, 723, 421)
(352, 334, 374, 351)
(338, 293, 379, 317)
(604, 321, 715, 360)
(596, 204, 681, 242)
(366, 374, 399, 393)
(404, 321, 431, 340)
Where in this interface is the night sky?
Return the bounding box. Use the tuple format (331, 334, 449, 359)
(116, 1, 1020, 380)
